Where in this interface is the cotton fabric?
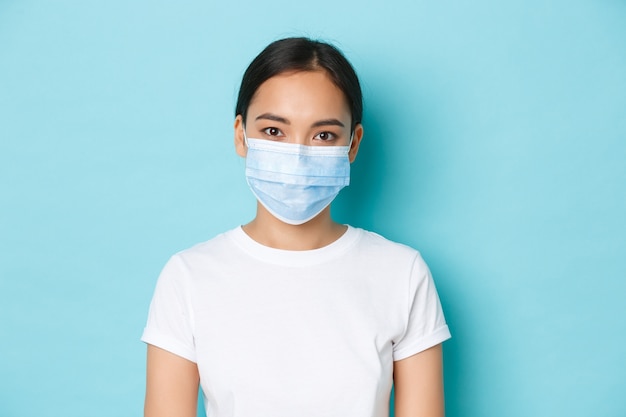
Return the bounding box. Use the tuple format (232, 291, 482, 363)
(142, 226, 450, 417)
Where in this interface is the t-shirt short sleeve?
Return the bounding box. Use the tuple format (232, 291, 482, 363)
(141, 255, 196, 363)
(392, 254, 451, 361)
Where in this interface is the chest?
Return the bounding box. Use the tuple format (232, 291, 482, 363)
(190, 266, 404, 414)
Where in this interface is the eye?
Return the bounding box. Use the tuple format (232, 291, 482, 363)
(314, 131, 336, 141)
(262, 127, 284, 137)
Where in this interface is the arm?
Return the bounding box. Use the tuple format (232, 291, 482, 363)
(144, 344, 200, 417)
(393, 344, 445, 417)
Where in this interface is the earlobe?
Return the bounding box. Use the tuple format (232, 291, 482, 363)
(349, 124, 364, 163)
(234, 115, 247, 158)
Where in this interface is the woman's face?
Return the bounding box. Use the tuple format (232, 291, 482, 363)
(235, 70, 363, 160)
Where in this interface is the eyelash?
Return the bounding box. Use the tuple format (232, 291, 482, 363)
(262, 127, 284, 137)
(314, 131, 336, 141)
(261, 127, 338, 142)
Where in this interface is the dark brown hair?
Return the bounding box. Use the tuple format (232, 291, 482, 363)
(235, 37, 363, 131)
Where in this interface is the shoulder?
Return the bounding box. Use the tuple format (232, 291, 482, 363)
(172, 227, 239, 259)
(350, 227, 429, 274)
(159, 227, 241, 277)
(353, 227, 423, 260)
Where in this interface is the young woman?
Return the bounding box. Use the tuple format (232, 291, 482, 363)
(142, 37, 451, 417)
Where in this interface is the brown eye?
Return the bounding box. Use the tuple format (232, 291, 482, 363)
(314, 131, 336, 141)
(263, 127, 284, 137)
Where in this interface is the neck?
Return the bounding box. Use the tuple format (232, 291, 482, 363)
(241, 204, 347, 250)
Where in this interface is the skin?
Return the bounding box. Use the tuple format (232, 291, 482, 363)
(144, 69, 445, 417)
(234, 70, 363, 250)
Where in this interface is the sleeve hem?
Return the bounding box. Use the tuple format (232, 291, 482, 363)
(392, 325, 451, 361)
(141, 327, 197, 363)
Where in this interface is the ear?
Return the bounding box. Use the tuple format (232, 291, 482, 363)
(234, 115, 247, 157)
(348, 123, 364, 163)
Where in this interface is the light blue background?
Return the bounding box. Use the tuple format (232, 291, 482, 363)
(1, 1, 625, 416)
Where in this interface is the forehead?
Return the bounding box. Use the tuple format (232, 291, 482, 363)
(247, 70, 351, 122)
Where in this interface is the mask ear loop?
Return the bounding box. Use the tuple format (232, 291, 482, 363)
(347, 130, 354, 154)
(242, 124, 249, 148)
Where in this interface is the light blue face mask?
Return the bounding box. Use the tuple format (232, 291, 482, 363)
(244, 133, 352, 225)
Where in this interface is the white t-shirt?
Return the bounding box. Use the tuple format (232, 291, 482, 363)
(142, 226, 450, 417)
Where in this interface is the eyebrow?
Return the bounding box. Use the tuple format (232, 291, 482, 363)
(255, 113, 345, 128)
(311, 118, 345, 128)
(255, 113, 290, 124)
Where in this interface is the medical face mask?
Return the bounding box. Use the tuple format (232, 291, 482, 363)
(243, 132, 352, 225)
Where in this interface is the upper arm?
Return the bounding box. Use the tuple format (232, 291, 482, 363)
(145, 344, 200, 417)
(393, 344, 445, 417)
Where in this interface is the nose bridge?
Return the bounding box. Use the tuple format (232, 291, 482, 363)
(292, 131, 308, 145)
(286, 125, 308, 145)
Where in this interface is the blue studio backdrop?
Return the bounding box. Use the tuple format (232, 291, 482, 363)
(1, 1, 625, 416)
